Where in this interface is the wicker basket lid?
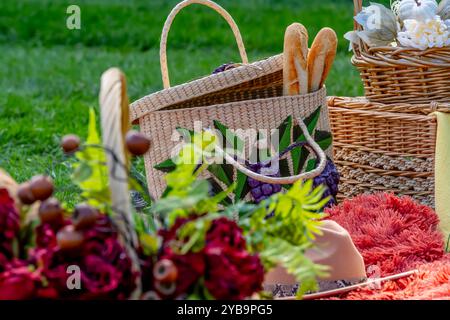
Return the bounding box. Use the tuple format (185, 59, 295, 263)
(130, 54, 283, 123)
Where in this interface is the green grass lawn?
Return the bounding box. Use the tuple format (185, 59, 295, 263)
(0, 0, 374, 202)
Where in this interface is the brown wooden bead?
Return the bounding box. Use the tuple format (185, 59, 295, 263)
(153, 259, 178, 283)
(17, 182, 36, 205)
(39, 198, 64, 224)
(57, 225, 84, 251)
(29, 175, 54, 201)
(125, 130, 151, 156)
(73, 203, 99, 230)
(61, 134, 80, 154)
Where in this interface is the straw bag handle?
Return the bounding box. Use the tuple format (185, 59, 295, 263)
(212, 117, 327, 184)
(160, 0, 248, 89)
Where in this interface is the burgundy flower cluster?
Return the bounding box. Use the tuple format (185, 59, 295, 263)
(1, 185, 263, 300)
(0, 188, 137, 300)
(0, 188, 42, 299)
(31, 214, 137, 299)
(0, 189, 20, 272)
(154, 217, 264, 300)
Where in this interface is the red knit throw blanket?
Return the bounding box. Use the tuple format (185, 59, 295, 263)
(325, 193, 450, 300)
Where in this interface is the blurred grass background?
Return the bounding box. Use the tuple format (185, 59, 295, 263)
(0, 0, 387, 202)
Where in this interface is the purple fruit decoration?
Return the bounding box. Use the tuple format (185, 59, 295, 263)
(312, 159, 340, 208)
(247, 162, 282, 204)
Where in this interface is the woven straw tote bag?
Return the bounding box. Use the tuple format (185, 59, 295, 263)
(130, 0, 332, 198)
(351, 0, 450, 104)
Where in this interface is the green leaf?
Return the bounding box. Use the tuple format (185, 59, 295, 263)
(176, 127, 194, 142)
(279, 158, 291, 181)
(260, 238, 329, 298)
(273, 116, 292, 153)
(222, 201, 258, 220)
(293, 106, 322, 142)
(72, 108, 110, 209)
(213, 120, 244, 152)
(292, 106, 322, 174)
(72, 161, 93, 183)
(154, 158, 177, 173)
(201, 183, 236, 210)
(305, 159, 317, 172)
(177, 217, 213, 254)
(235, 170, 250, 200)
(139, 233, 159, 256)
(292, 148, 310, 176)
(207, 163, 233, 186)
(207, 178, 232, 205)
(152, 180, 210, 215)
(314, 130, 332, 151)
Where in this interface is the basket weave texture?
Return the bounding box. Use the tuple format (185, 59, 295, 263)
(328, 96, 450, 207)
(351, 0, 450, 104)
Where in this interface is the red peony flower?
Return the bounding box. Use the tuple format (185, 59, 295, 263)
(0, 266, 38, 300)
(35, 215, 137, 300)
(206, 217, 247, 250)
(155, 216, 264, 300)
(35, 219, 70, 249)
(203, 218, 264, 300)
(0, 188, 20, 263)
(158, 249, 205, 298)
(79, 255, 123, 299)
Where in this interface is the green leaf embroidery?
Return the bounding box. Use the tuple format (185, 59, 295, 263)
(273, 115, 292, 153)
(207, 163, 233, 186)
(207, 178, 233, 205)
(213, 120, 244, 152)
(234, 170, 250, 200)
(292, 106, 322, 174)
(154, 158, 176, 173)
(294, 106, 322, 142)
(305, 158, 317, 172)
(314, 130, 332, 151)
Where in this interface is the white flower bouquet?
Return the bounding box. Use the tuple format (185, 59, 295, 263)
(346, 0, 450, 50)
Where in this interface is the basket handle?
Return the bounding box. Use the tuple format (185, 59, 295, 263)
(160, 0, 248, 89)
(351, 0, 367, 56)
(212, 117, 327, 184)
(99, 68, 142, 297)
(353, 0, 363, 31)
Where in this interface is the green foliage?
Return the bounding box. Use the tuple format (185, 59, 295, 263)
(152, 134, 330, 298)
(72, 108, 111, 210)
(248, 179, 328, 244)
(240, 179, 330, 297)
(151, 142, 234, 227)
(138, 232, 160, 257)
(176, 216, 215, 254)
(259, 238, 328, 295)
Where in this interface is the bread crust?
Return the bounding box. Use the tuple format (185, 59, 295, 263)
(283, 23, 309, 95)
(307, 27, 337, 92)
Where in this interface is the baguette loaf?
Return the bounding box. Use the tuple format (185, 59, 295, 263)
(283, 23, 309, 96)
(307, 27, 337, 92)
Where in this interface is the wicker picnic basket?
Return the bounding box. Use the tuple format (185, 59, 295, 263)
(351, 0, 450, 104)
(130, 0, 332, 198)
(328, 96, 450, 207)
